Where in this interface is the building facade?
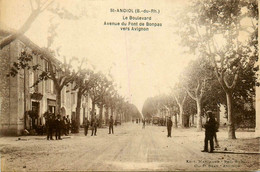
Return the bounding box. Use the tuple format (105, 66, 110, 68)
(0, 35, 94, 135)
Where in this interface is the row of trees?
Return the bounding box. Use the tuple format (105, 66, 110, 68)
(2, 1, 142, 133)
(143, 0, 258, 139)
(8, 47, 142, 133)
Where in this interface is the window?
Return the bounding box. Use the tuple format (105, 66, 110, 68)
(29, 71, 34, 93)
(50, 80, 55, 94)
(34, 72, 38, 92)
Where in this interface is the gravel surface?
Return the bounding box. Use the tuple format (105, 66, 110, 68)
(0, 123, 259, 171)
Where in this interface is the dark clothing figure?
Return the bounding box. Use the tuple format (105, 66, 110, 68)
(91, 118, 98, 136)
(66, 116, 70, 135)
(62, 116, 68, 136)
(45, 113, 54, 140)
(55, 115, 62, 140)
(213, 132, 219, 148)
(142, 119, 146, 129)
(202, 114, 216, 153)
(109, 117, 114, 134)
(71, 119, 76, 133)
(84, 119, 90, 136)
(214, 119, 220, 148)
(167, 118, 173, 137)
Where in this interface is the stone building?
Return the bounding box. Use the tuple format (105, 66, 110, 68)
(0, 32, 91, 135)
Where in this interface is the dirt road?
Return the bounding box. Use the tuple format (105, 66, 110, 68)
(0, 123, 259, 171)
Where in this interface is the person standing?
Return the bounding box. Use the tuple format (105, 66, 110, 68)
(62, 116, 68, 136)
(66, 115, 70, 135)
(45, 111, 53, 140)
(84, 117, 90, 136)
(91, 116, 98, 136)
(167, 117, 173, 137)
(55, 114, 62, 140)
(214, 118, 220, 148)
(202, 111, 216, 153)
(142, 118, 146, 129)
(109, 116, 114, 134)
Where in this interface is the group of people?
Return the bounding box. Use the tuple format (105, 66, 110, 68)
(44, 110, 219, 154)
(83, 115, 115, 136)
(202, 111, 219, 153)
(83, 116, 98, 136)
(140, 117, 173, 137)
(163, 111, 219, 153)
(44, 111, 71, 140)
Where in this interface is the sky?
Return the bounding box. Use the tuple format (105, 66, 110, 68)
(1, 0, 196, 113)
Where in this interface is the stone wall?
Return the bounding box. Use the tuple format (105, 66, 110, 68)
(0, 41, 24, 135)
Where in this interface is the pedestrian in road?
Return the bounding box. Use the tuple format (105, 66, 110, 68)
(167, 116, 173, 137)
(66, 115, 70, 135)
(214, 118, 220, 148)
(91, 116, 98, 136)
(202, 111, 216, 153)
(109, 116, 114, 134)
(62, 116, 68, 136)
(142, 118, 146, 129)
(44, 110, 54, 140)
(84, 117, 90, 136)
(55, 114, 62, 140)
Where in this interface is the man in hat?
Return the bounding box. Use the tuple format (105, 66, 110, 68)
(66, 115, 71, 135)
(55, 114, 62, 140)
(45, 110, 54, 140)
(91, 116, 98, 136)
(84, 117, 90, 136)
(142, 118, 146, 129)
(109, 116, 114, 134)
(202, 111, 216, 153)
(167, 116, 173, 137)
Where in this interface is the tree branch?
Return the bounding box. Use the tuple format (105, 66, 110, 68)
(230, 71, 239, 90)
(29, 0, 34, 11)
(185, 87, 196, 101)
(181, 93, 187, 105)
(0, 9, 41, 50)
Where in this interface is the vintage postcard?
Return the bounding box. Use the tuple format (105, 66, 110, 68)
(0, 0, 259, 171)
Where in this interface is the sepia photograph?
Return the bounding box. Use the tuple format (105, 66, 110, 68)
(0, 0, 259, 171)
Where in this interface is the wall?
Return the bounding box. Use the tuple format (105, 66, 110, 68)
(0, 41, 24, 135)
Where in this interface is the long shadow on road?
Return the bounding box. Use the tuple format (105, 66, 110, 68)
(213, 151, 260, 155)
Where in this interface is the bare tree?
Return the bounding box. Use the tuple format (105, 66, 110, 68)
(0, 0, 54, 49)
(171, 85, 187, 128)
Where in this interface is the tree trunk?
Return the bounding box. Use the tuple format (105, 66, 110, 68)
(111, 107, 114, 117)
(99, 103, 103, 127)
(179, 105, 184, 128)
(0, 10, 40, 50)
(56, 89, 62, 115)
(192, 114, 195, 125)
(226, 92, 236, 139)
(174, 114, 178, 128)
(91, 101, 95, 120)
(105, 107, 109, 125)
(196, 99, 202, 131)
(75, 91, 82, 133)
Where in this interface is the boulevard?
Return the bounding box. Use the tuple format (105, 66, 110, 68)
(0, 123, 259, 171)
